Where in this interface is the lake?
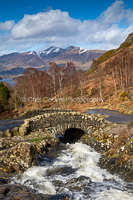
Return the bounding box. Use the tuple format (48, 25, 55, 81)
(0, 78, 16, 86)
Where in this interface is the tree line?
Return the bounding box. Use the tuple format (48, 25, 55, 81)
(0, 61, 85, 112)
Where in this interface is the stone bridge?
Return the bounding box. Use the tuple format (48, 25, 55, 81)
(19, 108, 112, 140)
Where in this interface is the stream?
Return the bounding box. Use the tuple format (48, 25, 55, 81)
(3, 109, 133, 199)
(11, 142, 133, 200)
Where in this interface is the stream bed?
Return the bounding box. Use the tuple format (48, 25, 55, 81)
(11, 142, 133, 200)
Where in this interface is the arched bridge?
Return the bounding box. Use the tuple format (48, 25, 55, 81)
(19, 108, 112, 139)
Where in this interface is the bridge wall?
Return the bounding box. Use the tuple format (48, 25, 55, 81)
(19, 108, 112, 137)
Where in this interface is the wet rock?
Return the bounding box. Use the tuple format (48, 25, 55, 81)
(0, 185, 10, 197)
(0, 183, 71, 200)
(46, 166, 76, 176)
(0, 177, 10, 184)
(57, 176, 91, 193)
(0, 169, 12, 183)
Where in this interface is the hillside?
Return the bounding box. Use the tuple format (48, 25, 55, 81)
(88, 32, 133, 75)
(0, 46, 106, 76)
(0, 33, 133, 120)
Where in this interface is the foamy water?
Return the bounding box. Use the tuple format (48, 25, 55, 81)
(11, 142, 133, 199)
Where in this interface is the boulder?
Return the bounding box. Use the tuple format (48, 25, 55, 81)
(12, 127, 19, 132)
(0, 135, 25, 150)
(4, 129, 13, 137)
(12, 127, 19, 135)
(19, 126, 28, 136)
(0, 142, 39, 173)
(0, 131, 4, 137)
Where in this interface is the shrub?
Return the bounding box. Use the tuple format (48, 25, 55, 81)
(72, 87, 81, 98)
(120, 92, 128, 101)
(0, 81, 10, 111)
(83, 89, 89, 95)
(120, 92, 128, 98)
(90, 88, 97, 95)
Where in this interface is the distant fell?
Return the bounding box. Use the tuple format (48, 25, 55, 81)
(0, 46, 106, 76)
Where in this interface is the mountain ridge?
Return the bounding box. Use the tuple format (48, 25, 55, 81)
(0, 46, 106, 75)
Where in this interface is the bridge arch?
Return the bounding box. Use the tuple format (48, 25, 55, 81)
(62, 128, 85, 143)
(48, 121, 92, 138)
(20, 108, 111, 141)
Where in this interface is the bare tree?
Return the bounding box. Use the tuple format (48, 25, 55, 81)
(48, 62, 58, 97)
(98, 65, 103, 102)
(76, 68, 84, 98)
(66, 61, 76, 96)
(56, 65, 66, 98)
(111, 56, 119, 94)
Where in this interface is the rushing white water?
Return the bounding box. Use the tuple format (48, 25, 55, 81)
(12, 142, 133, 199)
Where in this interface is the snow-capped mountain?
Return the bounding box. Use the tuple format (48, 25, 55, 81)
(27, 46, 76, 58)
(0, 46, 106, 75)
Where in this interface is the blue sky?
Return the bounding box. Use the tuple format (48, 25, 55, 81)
(0, 0, 133, 55)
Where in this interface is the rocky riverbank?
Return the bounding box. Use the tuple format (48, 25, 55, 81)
(0, 108, 133, 198)
(0, 127, 62, 199)
(80, 121, 133, 182)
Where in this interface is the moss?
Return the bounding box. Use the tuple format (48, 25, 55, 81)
(13, 131, 19, 136)
(29, 136, 52, 143)
(111, 153, 119, 158)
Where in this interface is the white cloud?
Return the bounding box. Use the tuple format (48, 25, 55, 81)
(98, 0, 125, 25)
(0, 0, 133, 55)
(0, 20, 14, 31)
(11, 10, 81, 39)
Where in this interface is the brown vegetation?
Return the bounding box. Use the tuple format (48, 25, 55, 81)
(0, 33, 133, 118)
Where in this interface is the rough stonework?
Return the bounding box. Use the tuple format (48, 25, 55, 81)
(18, 107, 112, 137)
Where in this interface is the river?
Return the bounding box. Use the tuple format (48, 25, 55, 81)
(3, 109, 133, 199)
(11, 142, 133, 199)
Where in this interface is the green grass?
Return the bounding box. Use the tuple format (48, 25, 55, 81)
(29, 135, 51, 143)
